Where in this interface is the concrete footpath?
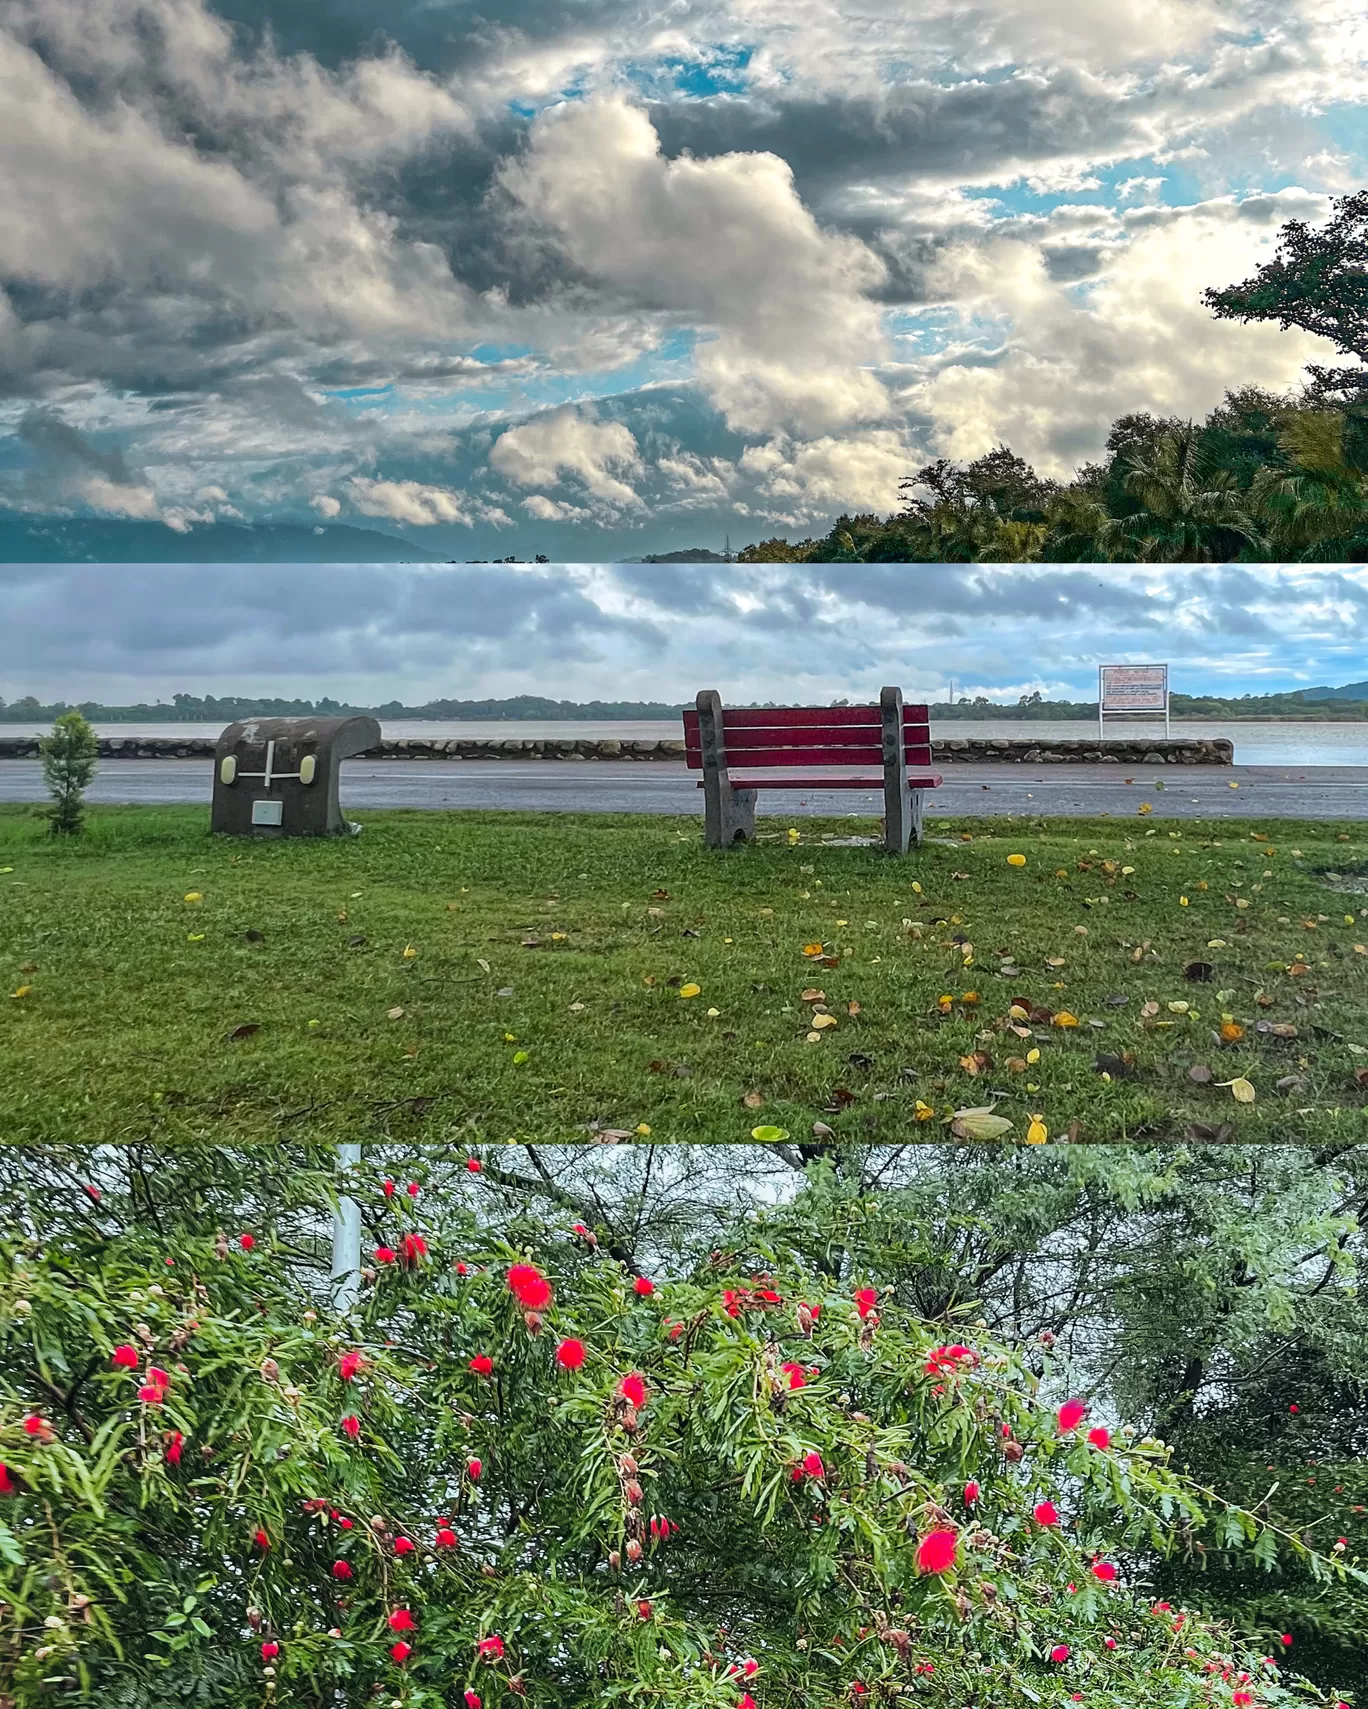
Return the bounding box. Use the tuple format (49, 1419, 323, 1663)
(3, 758, 1368, 820)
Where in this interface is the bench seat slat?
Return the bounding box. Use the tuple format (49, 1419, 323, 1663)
(685, 745, 933, 769)
(682, 704, 929, 734)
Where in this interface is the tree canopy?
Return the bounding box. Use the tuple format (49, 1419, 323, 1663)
(1, 1145, 1364, 1709)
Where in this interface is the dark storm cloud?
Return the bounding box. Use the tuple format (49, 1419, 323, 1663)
(647, 72, 1145, 201)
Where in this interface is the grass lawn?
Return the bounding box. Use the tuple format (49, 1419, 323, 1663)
(3, 802, 1368, 1143)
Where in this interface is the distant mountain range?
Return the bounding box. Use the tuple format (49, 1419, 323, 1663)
(0, 518, 445, 562)
(1303, 680, 1368, 700)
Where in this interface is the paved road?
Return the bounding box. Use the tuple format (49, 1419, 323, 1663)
(4, 758, 1368, 820)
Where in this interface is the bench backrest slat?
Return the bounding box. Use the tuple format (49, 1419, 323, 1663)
(683, 702, 931, 771)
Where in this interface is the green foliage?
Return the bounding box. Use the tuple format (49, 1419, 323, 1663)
(1202, 190, 1368, 407)
(39, 710, 98, 837)
(1, 1145, 1364, 1709)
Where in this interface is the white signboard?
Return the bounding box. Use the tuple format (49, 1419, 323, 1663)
(1100, 664, 1168, 712)
(1099, 664, 1169, 738)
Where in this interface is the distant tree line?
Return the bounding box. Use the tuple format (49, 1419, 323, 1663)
(6, 690, 1368, 723)
(739, 191, 1368, 565)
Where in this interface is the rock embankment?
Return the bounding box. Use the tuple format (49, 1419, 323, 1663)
(0, 734, 1235, 764)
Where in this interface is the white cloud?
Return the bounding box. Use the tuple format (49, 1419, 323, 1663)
(346, 477, 474, 526)
(739, 429, 913, 514)
(1, 0, 478, 342)
(78, 475, 161, 519)
(520, 494, 595, 522)
(311, 494, 342, 518)
(489, 406, 645, 506)
(891, 194, 1342, 480)
(498, 96, 893, 438)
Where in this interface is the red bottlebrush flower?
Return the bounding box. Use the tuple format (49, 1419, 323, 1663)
(854, 1287, 878, 1319)
(742, 1659, 759, 1677)
(394, 1536, 415, 1555)
(1033, 1501, 1060, 1526)
(666, 1320, 684, 1341)
(739, 1697, 757, 1709)
(374, 1246, 397, 1265)
(147, 1367, 170, 1390)
(401, 1232, 427, 1265)
(1280, 1635, 1292, 1647)
(339, 1351, 364, 1382)
(23, 1415, 45, 1436)
(332, 1560, 353, 1580)
(633, 1276, 655, 1297)
(253, 1528, 271, 1550)
(337, 1516, 354, 1530)
(389, 1609, 417, 1632)
(341, 1415, 361, 1440)
(468, 1354, 494, 1376)
(137, 1384, 164, 1405)
(467, 1457, 482, 1481)
(406, 1181, 420, 1198)
(165, 1432, 184, 1465)
(391, 1641, 412, 1665)
(1058, 1399, 1088, 1432)
(111, 1344, 139, 1368)
(964, 1480, 981, 1506)
(802, 1450, 825, 1479)
(1288, 1403, 1299, 1414)
(782, 1362, 806, 1390)
(239, 1233, 255, 1251)
(465, 1693, 483, 1709)
(466, 1158, 482, 1174)
(84, 1183, 102, 1202)
(1104, 1637, 1117, 1650)
(435, 1526, 458, 1548)
(260, 1640, 279, 1660)
(619, 1372, 648, 1409)
(477, 1635, 505, 1659)
(383, 1179, 397, 1197)
(0, 1464, 14, 1495)
(556, 1338, 586, 1370)
(1092, 1561, 1117, 1583)
(1088, 1426, 1111, 1450)
(1050, 1645, 1071, 1663)
(916, 1529, 958, 1575)
(925, 1343, 978, 1375)
(723, 1289, 742, 1318)
(637, 1600, 653, 1621)
(507, 1263, 552, 1310)
(1234, 1694, 1254, 1706)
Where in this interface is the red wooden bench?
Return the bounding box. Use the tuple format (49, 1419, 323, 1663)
(682, 687, 942, 852)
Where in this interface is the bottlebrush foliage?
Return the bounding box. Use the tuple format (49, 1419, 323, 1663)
(0, 1159, 1361, 1709)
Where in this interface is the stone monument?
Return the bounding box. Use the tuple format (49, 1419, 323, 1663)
(211, 716, 380, 838)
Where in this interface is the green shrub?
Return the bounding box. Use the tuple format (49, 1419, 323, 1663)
(39, 709, 98, 836)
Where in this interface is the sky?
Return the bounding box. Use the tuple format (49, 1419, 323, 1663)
(4, 563, 1367, 705)
(0, 0, 1365, 560)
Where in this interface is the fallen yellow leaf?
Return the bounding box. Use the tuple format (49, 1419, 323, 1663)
(1007, 854, 1027, 867)
(183, 891, 203, 904)
(679, 983, 701, 998)
(1025, 1115, 1048, 1144)
(802, 943, 824, 958)
(1051, 1011, 1079, 1028)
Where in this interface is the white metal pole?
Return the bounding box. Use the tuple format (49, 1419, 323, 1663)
(331, 1143, 363, 1314)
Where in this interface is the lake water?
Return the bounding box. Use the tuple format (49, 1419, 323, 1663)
(5, 718, 1368, 766)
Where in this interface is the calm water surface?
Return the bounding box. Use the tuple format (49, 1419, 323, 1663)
(5, 718, 1367, 765)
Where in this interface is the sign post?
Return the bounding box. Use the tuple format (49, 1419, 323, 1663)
(1098, 664, 1169, 740)
(331, 1143, 363, 1315)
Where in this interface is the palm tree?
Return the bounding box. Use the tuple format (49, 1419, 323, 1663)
(1099, 424, 1266, 561)
(975, 517, 1050, 562)
(1247, 408, 1368, 559)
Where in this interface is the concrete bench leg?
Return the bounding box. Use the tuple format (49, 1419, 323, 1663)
(704, 783, 757, 847)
